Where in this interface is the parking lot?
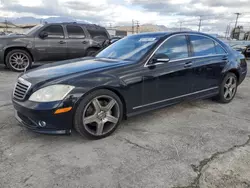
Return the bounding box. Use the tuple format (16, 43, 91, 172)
(0, 62, 249, 188)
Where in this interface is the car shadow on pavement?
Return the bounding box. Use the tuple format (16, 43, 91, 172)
(14, 98, 216, 143)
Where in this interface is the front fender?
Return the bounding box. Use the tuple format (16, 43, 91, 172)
(64, 73, 127, 111)
(3, 37, 33, 52)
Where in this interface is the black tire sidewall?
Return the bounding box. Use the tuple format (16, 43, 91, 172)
(6, 50, 32, 72)
(218, 73, 237, 103)
(74, 89, 123, 139)
(86, 49, 98, 57)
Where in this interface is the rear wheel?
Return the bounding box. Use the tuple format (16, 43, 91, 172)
(217, 73, 237, 103)
(74, 89, 123, 139)
(6, 49, 32, 72)
(86, 48, 99, 57)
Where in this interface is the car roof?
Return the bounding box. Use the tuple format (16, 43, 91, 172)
(46, 22, 106, 30)
(135, 31, 217, 38)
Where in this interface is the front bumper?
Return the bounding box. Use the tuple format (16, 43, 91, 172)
(13, 99, 74, 135)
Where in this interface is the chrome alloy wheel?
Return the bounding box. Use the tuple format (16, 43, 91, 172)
(224, 76, 237, 100)
(82, 95, 120, 136)
(9, 52, 30, 71)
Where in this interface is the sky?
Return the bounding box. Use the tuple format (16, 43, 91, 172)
(0, 0, 250, 34)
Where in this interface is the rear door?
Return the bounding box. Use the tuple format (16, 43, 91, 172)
(66, 25, 90, 59)
(34, 24, 67, 61)
(188, 34, 228, 92)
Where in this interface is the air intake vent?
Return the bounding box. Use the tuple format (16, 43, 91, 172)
(13, 78, 31, 100)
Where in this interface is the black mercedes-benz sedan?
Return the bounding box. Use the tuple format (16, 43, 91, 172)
(12, 32, 247, 139)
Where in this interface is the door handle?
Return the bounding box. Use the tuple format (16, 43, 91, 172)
(143, 75, 157, 80)
(59, 41, 66, 44)
(184, 61, 193, 68)
(82, 41, 87, 44)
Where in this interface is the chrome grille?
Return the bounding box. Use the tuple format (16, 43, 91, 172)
(13, 78, 31, 100)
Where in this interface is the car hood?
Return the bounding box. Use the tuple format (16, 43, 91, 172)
(21, 57, 132, 84)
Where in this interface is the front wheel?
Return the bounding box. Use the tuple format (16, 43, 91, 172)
(217, 73, 238, 103)
(6, 50, 32, 72)
(74, 89, 123, 139)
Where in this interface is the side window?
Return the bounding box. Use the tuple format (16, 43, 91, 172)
(155, 35, 189, 60)
(190, 35, 216, 56)
(66, 25, 85, 39)
(215, 43, 226, 54)
(41, 25, 64, 39)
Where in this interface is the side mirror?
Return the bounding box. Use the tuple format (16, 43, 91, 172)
(39, 31, 48, 39)
(151, 54, 170, 64)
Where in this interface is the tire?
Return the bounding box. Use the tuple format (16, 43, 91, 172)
(217, 73, 238, 103)
(6, 49, 32, 72)
(86, 48, 98, 57)
(74, 89, 123, 139)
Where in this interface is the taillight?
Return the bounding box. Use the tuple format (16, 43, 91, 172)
(240, 58, 247, 68)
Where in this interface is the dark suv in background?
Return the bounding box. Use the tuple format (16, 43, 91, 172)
(0, 22, 110, 72)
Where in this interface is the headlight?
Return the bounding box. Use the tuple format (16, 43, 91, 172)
(29, 85, 75, 102)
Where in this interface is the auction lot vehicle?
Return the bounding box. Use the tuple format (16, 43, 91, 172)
(232, 44, 250, 59)
(12, 32, 247, 139)
(0, 22, 109, 72)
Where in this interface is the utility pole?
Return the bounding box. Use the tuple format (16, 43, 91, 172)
(4, 19, 8, 32)
(132, 19, 134, 34)
(233, 13, 241, 39)
(225, 24, 229, 38)
(179, 21, 183, 31)
(136, 20, 140, 34)
(234, 13, 241, 29)
(198, 16, 202, 32)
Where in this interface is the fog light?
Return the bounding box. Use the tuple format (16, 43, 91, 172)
(38, 121, 46, 127)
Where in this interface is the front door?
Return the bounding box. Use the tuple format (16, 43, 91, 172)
(142, 35, 193, 108)
(66, 25, 90, 59)
(34, 24, 67, 62)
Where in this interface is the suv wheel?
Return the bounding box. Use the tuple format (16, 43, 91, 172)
(217, 73, 238, 103)
(74, 89, 123, 139)
(6, 49, 32, 72)
(86, 48, 98, 57)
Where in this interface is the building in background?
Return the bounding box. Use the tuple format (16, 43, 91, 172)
(106, 28, 132, 37)
(231, 26, 250, 40)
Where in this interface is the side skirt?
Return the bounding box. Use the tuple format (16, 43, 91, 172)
(126, 91, 218, 118)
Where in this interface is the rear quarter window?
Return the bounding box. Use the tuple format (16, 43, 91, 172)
(87, 29, 109, 40)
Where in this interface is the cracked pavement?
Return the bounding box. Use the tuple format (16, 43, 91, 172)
(0, 63, 250, 188)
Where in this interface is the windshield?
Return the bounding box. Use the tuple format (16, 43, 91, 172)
(96, 34, 164, 61)
(24, 24, 44, 35)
